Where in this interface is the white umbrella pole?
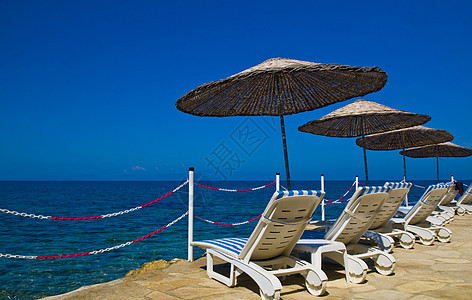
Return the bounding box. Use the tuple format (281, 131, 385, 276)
(188, 167, 194, 262)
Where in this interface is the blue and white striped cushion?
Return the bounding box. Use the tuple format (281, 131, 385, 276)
(434, 184, 448, 189)
(198, 238, 248, 256)
(424, 183, 448, 194)
(384, 182, 412, 189)
(358, 186, 391, 195)
(275, 190, 322, 199)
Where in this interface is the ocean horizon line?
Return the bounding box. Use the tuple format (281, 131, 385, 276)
(1, 178, 468, 183)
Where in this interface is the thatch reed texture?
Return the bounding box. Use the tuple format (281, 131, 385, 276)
(355, 126, 454, 150)
(298, 100, 431, 137)
(176, 57, 388, 189)
(176, 58, 388, 117)
(298, 99, 431, 184)
(400, 142, 472, 158)
(354, 126, 454, 181)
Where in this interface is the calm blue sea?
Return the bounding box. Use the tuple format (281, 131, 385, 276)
(0, 179, 448, 299)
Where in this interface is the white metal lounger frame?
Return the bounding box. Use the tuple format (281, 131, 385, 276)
(192, 190, 327, 299)
(294, 186, 395, 284)
(391, 184, 451, 245)
(455, 183, 472, 215)
(363, 182, 416, 252)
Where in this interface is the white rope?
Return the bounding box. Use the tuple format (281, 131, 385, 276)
(195, 215, 260, 226)
(196, 181, 275, 192)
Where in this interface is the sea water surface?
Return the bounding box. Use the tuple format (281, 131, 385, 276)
(0, 179, 450, 299)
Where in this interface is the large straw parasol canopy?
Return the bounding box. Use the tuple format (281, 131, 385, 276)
(176, 58, 388, 116)
(298, 99, 431, 184)
(400, 142, 472, 182)
(400, 142, 472, 158)
(355, 126, 454, 180)
(355, 126, 453, 150)
(298, 100, 431, 137)
(176, 58, 388, 188)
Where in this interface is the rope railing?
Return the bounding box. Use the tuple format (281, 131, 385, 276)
(196, 181, 275, 192)
(412, 183, 427, 189)
(0, 180, 188, 221)
(0, 211, 189, 260)
(411, 180, 454, 190)
(195, 214, 261, 226)
(324, 181, 356, 206)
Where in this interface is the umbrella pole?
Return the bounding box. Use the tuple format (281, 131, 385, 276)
(436, 146, 440, 183)
(403, 149, 407, 182)
(436, 155, 440, 183)
(361, 118, 369, 185)
(280, 115, 291, 190)
(362, 136, 369, 185)
(402, 133, 407, 181)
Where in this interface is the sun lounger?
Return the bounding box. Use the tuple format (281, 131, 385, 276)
(392, 184, 451, 245)
(455, 183, 472, 215)
(293, 186, 395, 284)
(432, 183, 458, 223)
(192, 190, 327, 299)
(363, 182, 416, 252)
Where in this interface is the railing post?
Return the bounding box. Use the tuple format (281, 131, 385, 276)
(355, 175, 359, 190)
(451, 175, 455, 183)
(276, 172, 280, 191)
(321, 174, 325, 221)
(188, 167, 194, 262)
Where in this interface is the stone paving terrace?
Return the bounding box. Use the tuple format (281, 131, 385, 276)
(44, 215, 472, 299)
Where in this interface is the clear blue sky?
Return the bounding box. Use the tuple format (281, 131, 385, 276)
(1, 0, 471, 182)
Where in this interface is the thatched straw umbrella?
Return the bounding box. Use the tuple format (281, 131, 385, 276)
(355, 126, 453, 181)
(400, 142, 472, 182)
(177, 58, 388, 189)
(298, 99, 431, 184)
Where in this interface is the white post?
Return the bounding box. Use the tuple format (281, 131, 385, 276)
(321, 174, 325, 221)
(276, 172, 280, 191)
(451, 175, 455, 183)
(188, 167, 194, 262)
(355, 175, 359, 190)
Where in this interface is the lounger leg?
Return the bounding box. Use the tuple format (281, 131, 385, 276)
(456, 206, 466, 216)
(434, 227, 452, 243)
(206, 250, 238, 287)
(373, 252, 396, 276)
(206, 249, 282, 299)
(363, 230, 394, 252)
(405, 225, 435, 245)
(397, 231, 416, 249)
(323, 251, 367, 284)
(347, 245, 395, 276)
(288, 257, 328, 296)
(427, 215, 446, 226)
